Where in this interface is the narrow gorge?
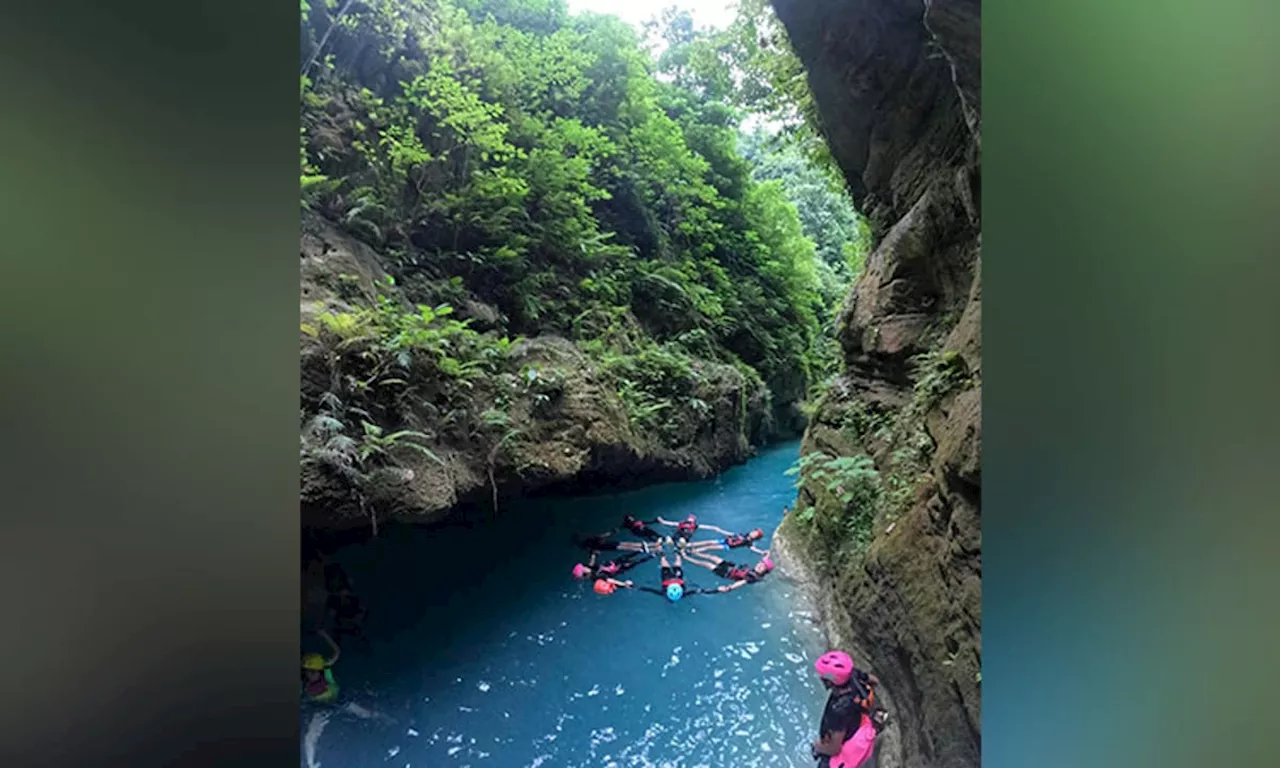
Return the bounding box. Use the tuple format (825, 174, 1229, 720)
(297, 1, 981, 765)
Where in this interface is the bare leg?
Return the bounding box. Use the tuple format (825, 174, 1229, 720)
(681, 551, 721, 570)
(687, 540, 723, 552)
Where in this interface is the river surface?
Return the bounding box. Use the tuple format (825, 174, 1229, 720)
(303, 440, 832, 768)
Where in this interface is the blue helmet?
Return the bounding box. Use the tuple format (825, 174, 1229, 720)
(666, 583, 684, 602)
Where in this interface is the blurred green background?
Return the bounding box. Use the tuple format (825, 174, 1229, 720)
(0, 0, 1276, 765)
(987, 1, 1279, 766)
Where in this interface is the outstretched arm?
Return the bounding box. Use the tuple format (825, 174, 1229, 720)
(749, 545, 768, 556)
(716, 580, 748, 593)
(654, 517, 677, 528)
(699, 523, 734, 536)
(608, 578, 634, 588)
(318, 628, 341, 665)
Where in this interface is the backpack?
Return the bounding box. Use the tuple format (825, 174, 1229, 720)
(838, 675, 877, 717)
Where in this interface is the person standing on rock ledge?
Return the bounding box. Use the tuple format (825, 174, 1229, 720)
(811, 651, 890, 768)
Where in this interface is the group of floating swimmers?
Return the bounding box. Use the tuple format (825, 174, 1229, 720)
(572, 513, 776, 602)
(303, 511, 890, 768)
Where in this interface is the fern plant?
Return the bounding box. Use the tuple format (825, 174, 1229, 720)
(909, 348, 971, 415)
(785, 450, 883, 550)
(300, 391, 443, 536)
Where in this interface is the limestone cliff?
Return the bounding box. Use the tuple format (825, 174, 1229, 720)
(769, 0, 981, 766)
(300, 213, 777, 530)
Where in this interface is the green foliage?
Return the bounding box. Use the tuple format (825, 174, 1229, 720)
(786, 450, 882, 550)
(311, 276, 517, 397)
(299, 0, 845, 399)
(738, 128, 869, 304)
(300, 390, 444, 529)
(299, 0, 870, 487)
(597, 343, 700, 435)
(909, 348, 973, 416)
(299, 389, 445, 535)
(724, 0, 835, 171)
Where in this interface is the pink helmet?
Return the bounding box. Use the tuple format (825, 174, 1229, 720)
(572, 563, 589, 579)
(761, 555, 775, 572)
(815, 650, 854, 685)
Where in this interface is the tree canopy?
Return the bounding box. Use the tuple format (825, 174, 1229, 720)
(301, 0, 864, 399)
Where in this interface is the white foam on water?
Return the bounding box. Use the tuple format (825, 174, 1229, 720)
(448, 746, 463, 756)
(302, 711, 329, 768)
(661, 652, 681, 674)
(407, 728, 419, 737)
(477, 681, 491, 692)
(615, 685, 625, 695)
(760, 742, 772, 752)
(388, 746, 401, 758)
(784, 652, 803, 664)
(761, 623, 772, 629)
(527, 755, 552, 768)
(589, 726, 618, 748)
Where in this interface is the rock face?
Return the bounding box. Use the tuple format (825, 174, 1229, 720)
(300, 213, 777, 530)
(769, 0, 980, 766)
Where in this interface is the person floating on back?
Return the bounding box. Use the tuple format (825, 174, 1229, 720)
(811, 650, 890, 768)
(655, 514, 733, 549)
(302, 629, 341, 704)
(621, 514, 664, 543)
(685, 527, 767, 555)
(572, 528, 654, 554)
(682, 547, 775, 592)
(572, 550, 653, 582)
(627, 547, 713, 602)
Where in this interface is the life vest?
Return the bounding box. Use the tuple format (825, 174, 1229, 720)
(304, 668, 338, 703)
(676, 517, 697, 535)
